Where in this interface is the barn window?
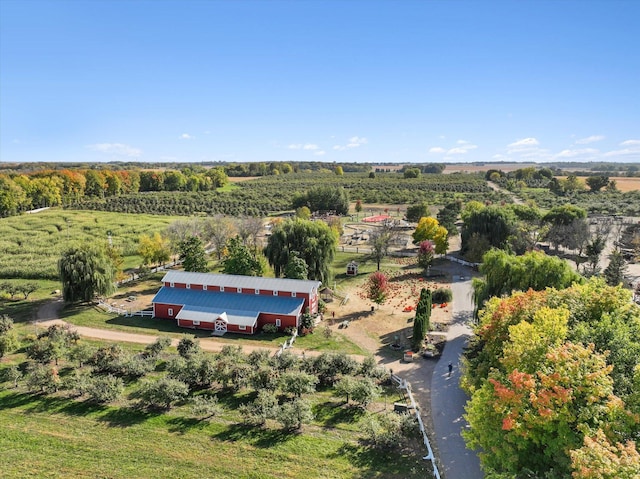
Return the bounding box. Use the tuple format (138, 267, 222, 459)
(292, 292, 296, 297)
(273, 290, 278, 296)
(220, 286, 224, 292)
(276, 318, 281, 327)
(193, 320, 200, 326)
(186, 283, 191, 289)
(237, 287, 242, 293)
(255, 289, 260, 294)
(170, 282, 174, 288)
(168, 308, 174, 317)
(203, 285, 207, 291)
(238, 325, 246, 331)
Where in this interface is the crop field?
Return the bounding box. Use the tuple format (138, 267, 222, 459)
(72, 172, 509, 217)
(0, 209, 181, 280)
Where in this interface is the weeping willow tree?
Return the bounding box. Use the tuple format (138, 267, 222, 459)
(460, 205, 516, 261)
(59, 243, 117, 303)
(263, 218, 337, 284)
(472, 249, 582, 314)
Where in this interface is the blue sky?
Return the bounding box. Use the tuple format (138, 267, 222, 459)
(1, 0, 639, 164)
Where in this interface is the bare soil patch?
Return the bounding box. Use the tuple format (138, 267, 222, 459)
(321, 258, 453, 361)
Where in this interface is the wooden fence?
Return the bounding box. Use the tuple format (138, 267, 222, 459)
(391, 373, 441, 479)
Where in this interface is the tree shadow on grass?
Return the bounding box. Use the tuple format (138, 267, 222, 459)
(313, 400, 365, 427)
(96, 406, 161, 428)
(166, 416, 210, 435)
(0, 391, 39, 410)
(329, 443, 426, 478)
(215, 388, 256, 410)
(212, 423, 296, 448)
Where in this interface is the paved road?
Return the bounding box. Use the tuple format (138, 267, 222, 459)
(431, 263, 483, 479)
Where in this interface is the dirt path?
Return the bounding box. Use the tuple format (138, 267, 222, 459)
(35, 302, 357, 359)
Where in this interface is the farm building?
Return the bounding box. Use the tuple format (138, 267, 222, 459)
(152, 271, 321, 335)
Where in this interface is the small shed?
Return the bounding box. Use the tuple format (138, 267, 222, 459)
(346, 261, 358, 276)
(320, 286, 334, 302)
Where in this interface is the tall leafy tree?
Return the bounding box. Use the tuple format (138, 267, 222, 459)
(472, 249, 581, 313)
(412, 217, 448, 254)
(222, 236, 265, 276)
(460, 205, 515, 259)
(405, 202, 430, 223)
(465, 343, 621, 477)
(264, 218, 337, 283)
(417, 240, 435, 271)
(178, 235, 208, 272)
(292, 186, 349, 215)
(138, 232, 171, 267)
(284, 251, 308, 279)
(366, 271, 389, 305)
(585, 175, 610, 192)
(59, 243, 116, 303)
(369, 222, 398, 270)
(204, 215, 236, 260)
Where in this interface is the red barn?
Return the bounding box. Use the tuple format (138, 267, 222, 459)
(152, 271, 321, 335)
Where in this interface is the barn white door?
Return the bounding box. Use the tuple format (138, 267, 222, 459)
(214, 318, 227, 333)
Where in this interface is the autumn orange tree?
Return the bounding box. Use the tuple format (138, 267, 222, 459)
(463, 278, 640, 477)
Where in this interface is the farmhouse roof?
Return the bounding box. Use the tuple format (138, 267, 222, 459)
(175, 307, 258, 328)
(152, 287, 306, 317)
(161, 271, 321, 294)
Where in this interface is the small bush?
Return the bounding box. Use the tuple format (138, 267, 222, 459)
(262, 324, 278, 334)
(86, 374, 124, 404)
(283, 326, 297, 335)
(432, 288, 452, 304)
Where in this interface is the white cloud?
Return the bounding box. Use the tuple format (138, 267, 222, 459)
(429, 139, 477, 156)
(555, 148, 599, 159)
(87, 143, 142, 157)
(303, 144, 319, 150)
(314, 150, 326, 156)
(575, 135, 605, 145)
(288, 144, 302, 150)
(447, 140, 477, 155)
(508, 137, 539, 149)
(180, 133, 195, 140)
(603, 139, 640, 158)
(333, 145, 346, 151)
(347, 136, 368, 148)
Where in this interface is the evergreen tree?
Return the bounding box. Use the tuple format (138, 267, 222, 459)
(604, 250, 628, 286)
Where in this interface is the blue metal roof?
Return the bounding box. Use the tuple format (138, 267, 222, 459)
(152, 287, 305, 317)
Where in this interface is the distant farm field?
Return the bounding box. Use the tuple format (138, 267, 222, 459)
(0, 209, 181, 280)
(609, 177, 640, 192)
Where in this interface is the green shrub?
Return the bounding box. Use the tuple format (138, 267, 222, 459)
(262, 324, 278, 334)
(432, 288, 452, 303)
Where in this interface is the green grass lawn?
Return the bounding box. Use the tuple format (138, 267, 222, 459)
(0, 345, 426, 479)
(0, 388, 425, 479)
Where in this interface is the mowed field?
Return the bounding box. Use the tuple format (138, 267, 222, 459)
(554, 176, 640, 191)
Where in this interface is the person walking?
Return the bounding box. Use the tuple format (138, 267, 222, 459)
(448, 361, 453, 377)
